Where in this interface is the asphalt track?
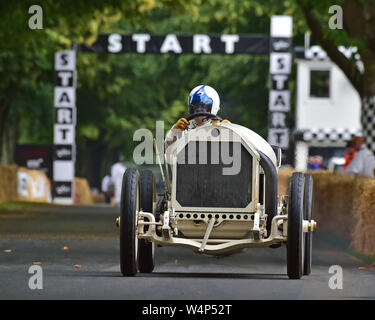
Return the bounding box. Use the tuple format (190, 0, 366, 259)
(0, 205, 374, 300)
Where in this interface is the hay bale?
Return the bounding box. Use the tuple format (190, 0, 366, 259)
(74, 178, 93, 205)
(17, 167, 51, 203)
(277, 169, 295, 196)
(92, 193, 105, 203)
(279, 170, 358, 240)
(309, 172, 363, 241)
(278, 169, 375, 254)
(0, 164, 18, 203)
(352, 178, 375, 255)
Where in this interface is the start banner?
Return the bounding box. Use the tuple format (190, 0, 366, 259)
(77, 34, 269, 55)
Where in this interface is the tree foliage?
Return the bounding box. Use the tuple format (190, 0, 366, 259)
(2, 0, 296, 187)
(10, 1, 375, 185)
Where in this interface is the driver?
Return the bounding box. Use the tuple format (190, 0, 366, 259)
(165, 85, 229, 147)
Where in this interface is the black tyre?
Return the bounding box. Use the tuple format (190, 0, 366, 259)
(120, 168, 139, 276)
(287, 172, 305, 279)
(303, 174, 313, 276)
(138, 170, 156, 273)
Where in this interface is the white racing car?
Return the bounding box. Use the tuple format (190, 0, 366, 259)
(117, 113, 317, 279)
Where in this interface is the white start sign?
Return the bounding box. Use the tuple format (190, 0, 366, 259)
(268, 16, 293, 152)
(53, 50, 76, 204)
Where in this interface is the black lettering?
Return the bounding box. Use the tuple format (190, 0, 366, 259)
(59, 128, 69, 140)
(274, 95, 285, 106)
(59, 92, 71, 104)
(277, 57, 285, 70)
(60, 53, 68, 65)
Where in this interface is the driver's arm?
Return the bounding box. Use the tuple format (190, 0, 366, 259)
(164, 118, 189, 148)
(173, 118, 189, 130)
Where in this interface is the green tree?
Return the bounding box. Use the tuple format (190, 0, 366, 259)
(72, 4, 278, 187)
(0, 0, 198, 162)
(1, 0, 309, 188)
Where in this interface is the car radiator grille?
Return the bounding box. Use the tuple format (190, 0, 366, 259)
(176, 141, 252, 208)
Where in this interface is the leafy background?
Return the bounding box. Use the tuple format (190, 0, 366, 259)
(3, 0, 366, 188)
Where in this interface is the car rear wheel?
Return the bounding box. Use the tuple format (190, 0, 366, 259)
(303, 174, 313, 275)
(287, 172, 305, 279)
(120, 168, 139, 276)
(138, 170, 156, 273)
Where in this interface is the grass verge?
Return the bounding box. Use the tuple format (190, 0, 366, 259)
(315, 231, 375, 265)
(349, 250, 375, 265)
(0, 201, 55, 212)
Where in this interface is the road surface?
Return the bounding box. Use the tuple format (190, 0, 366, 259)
(0, 205, 374, 300)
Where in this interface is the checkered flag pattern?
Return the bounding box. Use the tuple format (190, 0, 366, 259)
(304, 46, 328, 60)
(304, 45, 362, 63)
(362, 96, 375, 154)
(338, 46, 360, 60)
(300, 128, 362, 143)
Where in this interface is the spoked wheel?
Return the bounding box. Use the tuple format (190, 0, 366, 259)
(120, 168, 139, 276)
(287, 172, 305, 279)
(138, 170, 156, 273)
(303, 174, 313, 276)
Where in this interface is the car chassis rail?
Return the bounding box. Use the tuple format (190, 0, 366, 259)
(135, 210, 290, 255)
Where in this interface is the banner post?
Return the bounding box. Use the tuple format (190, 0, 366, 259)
(53, 50, 76, 204)
(268, 16, 293, 162)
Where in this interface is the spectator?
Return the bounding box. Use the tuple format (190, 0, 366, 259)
(307, 156, 321, 170)
(101, 172, 114, 204)
(314, 155, 324, 169)
(343, 136, 375, 177)
(343, 140, 357, 171)
(111, 156, 127, 205)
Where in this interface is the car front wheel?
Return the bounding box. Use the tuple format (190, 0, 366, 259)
(287, 172, 305, 279)
(138, 170, 156, 273)
(303, 173, 313, 275)
(120, 168, 139, 276)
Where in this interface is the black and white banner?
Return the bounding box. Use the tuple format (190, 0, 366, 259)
(53, 50, 76, 204)
(268, 16, 293, 151)
(77, 34, 269, 55)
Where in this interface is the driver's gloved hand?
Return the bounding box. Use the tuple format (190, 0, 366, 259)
(222, 119, 231, 123)
(173, 118, 189, 130)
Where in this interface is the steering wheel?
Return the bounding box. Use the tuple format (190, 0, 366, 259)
(186, 112, 223, 122)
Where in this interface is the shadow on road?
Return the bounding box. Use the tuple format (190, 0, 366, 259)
(139, 272, 289, 280)
(76, 271, 289, 280)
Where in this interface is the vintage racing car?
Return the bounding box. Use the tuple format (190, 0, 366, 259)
(117, 113, 317, 279)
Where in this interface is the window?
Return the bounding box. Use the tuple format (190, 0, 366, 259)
(310, 70, 330, 98)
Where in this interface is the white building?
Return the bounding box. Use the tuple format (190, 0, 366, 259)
(293, 46, 362, 170)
